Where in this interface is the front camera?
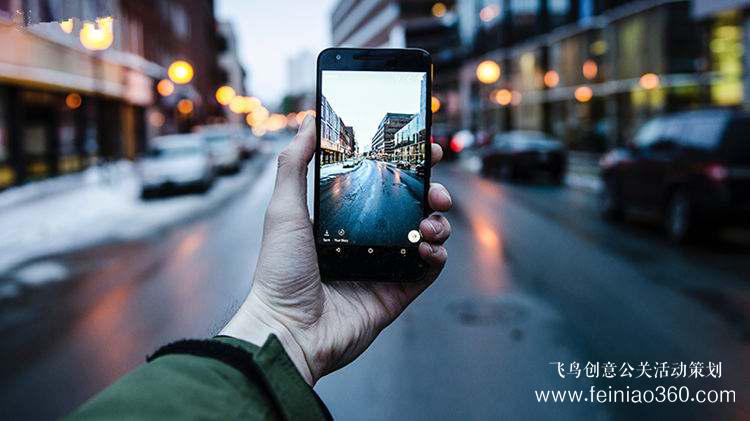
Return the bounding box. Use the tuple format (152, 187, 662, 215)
(336, 54, 342, 60)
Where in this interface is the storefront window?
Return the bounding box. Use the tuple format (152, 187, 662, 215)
(710, 12, 744, 106)
(0, 87, 14, 189)
(58, 99, 82, 174)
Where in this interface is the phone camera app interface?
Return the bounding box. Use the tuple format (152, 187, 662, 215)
(319, 70, 427, 248)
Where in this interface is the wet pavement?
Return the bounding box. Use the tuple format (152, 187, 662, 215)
(1, 141, 748, 420)
(319, 159, 423, 246)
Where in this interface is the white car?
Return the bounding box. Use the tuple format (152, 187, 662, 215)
(203, 132, 242, 174)
(140, 134, 215, 198)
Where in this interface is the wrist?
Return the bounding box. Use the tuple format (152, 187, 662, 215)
(219, 293, 315, 385)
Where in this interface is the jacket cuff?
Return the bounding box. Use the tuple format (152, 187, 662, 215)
(214, 335, 331, 420)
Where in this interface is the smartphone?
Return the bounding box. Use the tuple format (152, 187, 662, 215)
(314, 48, 432, 282)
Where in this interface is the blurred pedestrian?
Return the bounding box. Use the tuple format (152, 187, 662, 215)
(67, 115, 452, 420)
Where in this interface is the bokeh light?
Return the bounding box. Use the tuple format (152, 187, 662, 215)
(431, 96, 441, 113)
(544, 70, 560, 88)
(479, 4, 500, 22)
(59, 19, 74, 34)
(476, 60, 501, 84)
(575, 86, 594, 103)
(432, 2, 447, 17)
(582, 59, 598, 80)
(168, 60, 194, 85)
(65, 93, 82, 109)
(639, 73, 660, 90)
(156, 79, 174, 97)
(79, 17, 114, 51)
(494, 89, 512, 106)
(215, 86, 236, 105)
(177, 99, 194, 114)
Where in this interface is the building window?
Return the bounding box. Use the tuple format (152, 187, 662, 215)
(0, 87, 14, 188)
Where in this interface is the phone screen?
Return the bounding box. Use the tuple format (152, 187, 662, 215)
(318, 70, 428, 249)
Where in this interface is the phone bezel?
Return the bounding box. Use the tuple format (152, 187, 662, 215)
(314, 48, 433, 282)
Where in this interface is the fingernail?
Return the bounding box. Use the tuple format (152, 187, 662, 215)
(440, 190, 452, 205)
(426, 220, 438, 235)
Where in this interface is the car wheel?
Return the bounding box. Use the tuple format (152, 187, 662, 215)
(551, 170, 565, 185)
(600, 180, 624, 221)
(665, 190, 694, 243)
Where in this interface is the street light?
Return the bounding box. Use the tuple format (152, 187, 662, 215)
(494, 89, 512, 106)
(639, 73, 660, 90)
(177, 99, 194, 115)
(79, 17, 114, 51)
(582, 59, 598, 80)
(575, 86, 594, 103)
(215, 86, 236, 105)
(168, 60, 194, 85)
(476, 60, 501, 84)
(431, 96, 441, 113)
(544, 70, 560, 88)
(431, 2, 447, 17)
(157, 79, 175, 97)
(59, 18, 74, 34)
(65, 93, 82, 109)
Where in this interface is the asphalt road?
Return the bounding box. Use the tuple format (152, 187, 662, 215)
(1, 143, 748, 420)
(319, 159, 423, 246)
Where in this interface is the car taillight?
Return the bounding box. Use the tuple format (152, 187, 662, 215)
(705, 164, 729, 182)
(449, 137, 464, 153)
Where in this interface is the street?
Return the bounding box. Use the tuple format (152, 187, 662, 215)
(1, 141, 748, 420)
(319, 159, 423, 245)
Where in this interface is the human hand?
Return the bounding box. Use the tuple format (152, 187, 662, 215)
(220, 116, 452, 385)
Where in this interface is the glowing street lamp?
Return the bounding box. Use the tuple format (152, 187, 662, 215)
(544, 70, 560, 88)
(60, 18, 74, 34)
(582, 59, 598, 80)
(493, 89, 512, 106)
(65, 93, 82, 109)
(157, 79, 175, 97)
(168, 60, 194, 85)
(215, 86, 236, 105)
(431, 96, 441, 113)
(575, 86, 594, 103)
(431, 2, 447, 17)
(476, 60, 501, 84)
(639, 73, 660, 90)
(79, 17, 114, 51)
(177, 99, 194, 115)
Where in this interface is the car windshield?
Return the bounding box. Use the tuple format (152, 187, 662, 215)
(149, 144, 203, 158)
(496, 132, 558, 148)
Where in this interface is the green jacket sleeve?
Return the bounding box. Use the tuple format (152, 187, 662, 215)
(67, 335, 331, 421)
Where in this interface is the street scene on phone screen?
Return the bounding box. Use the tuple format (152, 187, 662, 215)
(319, 71, 427, 246)
(1, 0, 749, 420)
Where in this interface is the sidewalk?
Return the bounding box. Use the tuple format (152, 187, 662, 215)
(0, 157, 267, 294)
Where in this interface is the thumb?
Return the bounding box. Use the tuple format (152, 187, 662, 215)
(267, 115, 316, 221)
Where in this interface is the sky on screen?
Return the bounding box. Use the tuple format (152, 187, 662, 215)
(322, 71, 424, 153)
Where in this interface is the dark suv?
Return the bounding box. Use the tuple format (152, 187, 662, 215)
(599, 109, 750, 242)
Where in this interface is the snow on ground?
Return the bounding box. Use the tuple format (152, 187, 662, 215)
(320, 161, 361, 179)
(0, 159, 262, 276)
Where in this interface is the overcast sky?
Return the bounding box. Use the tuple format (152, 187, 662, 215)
(216, 0, 336, 106)
(322, 71, 425, 153)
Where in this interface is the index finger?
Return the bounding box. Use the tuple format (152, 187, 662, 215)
(431, 143, 443, 167)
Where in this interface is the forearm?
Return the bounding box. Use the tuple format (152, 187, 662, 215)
(67, 335, 330, 420)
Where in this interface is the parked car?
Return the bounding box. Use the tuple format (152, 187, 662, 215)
(450, 130, 476, 154)
(432, 124, 458, 160)
(236, 130, 260, 159)
(202, 131, 241, 175)
(599, 108, 750, 242)
(140, 134, 214, 198)
(480, 131, 567, 183)
(343, 160, 356, 169)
